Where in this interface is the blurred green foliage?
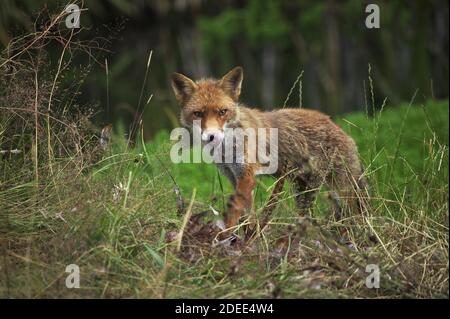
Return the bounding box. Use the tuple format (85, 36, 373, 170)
(0, 0, 448, 141)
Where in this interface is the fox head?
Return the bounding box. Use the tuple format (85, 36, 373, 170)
(171, 66, 243, 146)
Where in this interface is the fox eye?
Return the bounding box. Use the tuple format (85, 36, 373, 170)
(193, 111, 204, 118)
(218, 109, 228, 116)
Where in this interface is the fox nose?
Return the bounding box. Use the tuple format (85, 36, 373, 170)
(202, 130, 224, 145)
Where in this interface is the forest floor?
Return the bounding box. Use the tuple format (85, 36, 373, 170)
(1, 96, 448, 298)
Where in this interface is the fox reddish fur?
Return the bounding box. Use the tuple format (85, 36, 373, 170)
(171, 66, 367, 234)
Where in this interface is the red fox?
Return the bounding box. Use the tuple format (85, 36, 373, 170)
(171, 66, 367, 235)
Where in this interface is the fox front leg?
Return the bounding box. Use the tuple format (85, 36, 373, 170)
(224, 168, 256, 233)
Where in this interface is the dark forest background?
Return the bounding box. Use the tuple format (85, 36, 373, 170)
(0, 0, 448, 139)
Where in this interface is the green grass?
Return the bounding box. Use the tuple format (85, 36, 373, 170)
(1, 9, 447, 299)
(143, 99, 449, 220)
(0, 3, 448, 300)
(1, 95, 448, 298)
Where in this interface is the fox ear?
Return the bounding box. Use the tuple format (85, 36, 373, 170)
(171, 72, 197, 104)
(220, 66, 243, 101)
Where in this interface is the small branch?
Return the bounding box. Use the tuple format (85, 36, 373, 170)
(176, 188, 196, 252)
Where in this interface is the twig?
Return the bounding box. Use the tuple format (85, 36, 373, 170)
(176, 188, 196, 252)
